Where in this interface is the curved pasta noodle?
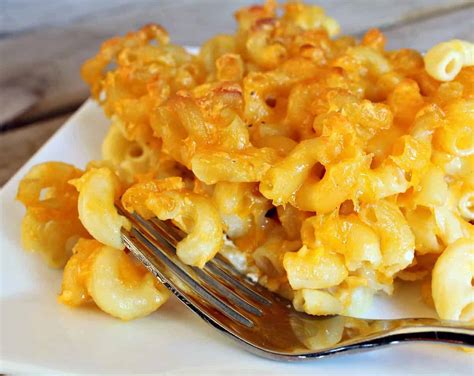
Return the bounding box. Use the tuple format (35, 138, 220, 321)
(192, 147, 279, 185)
(359, 161, 409, 202)
(333, 277, 374, 316)
(199, 34, 237, 74)
(424, 40, 474, 81)
(59, 239, 170, 320)
(433, 206, 474, 246)
(283, 246, 348, 290)
(71, 167, 131, 250)
(301, 213, 382, 271)
(405, 207, 443, 254)
(293, 289, 343, 316)
(121, 177, 185, 219)
(295, 155, 371, 213)
(432, 238, 474, 321)
(259, 128, 352, 206)
(216, 53, 244, 82)
(260, 138, 322, 205)
(16, 162, 88, 267)
(349, 46, 392, 76)
(433, 99, 474, 157)
(360, 201, 415, 276)
(458, 189, 474, 221)
(412, 165, 449, 207)
(284, 2, 340, 37)
(102, 122, 147, 179)
(145, 190, 224, 268)
(212, 182, 271, 239)
(290, 315, 345, 350)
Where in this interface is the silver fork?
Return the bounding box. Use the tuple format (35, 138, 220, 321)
(116, 204, 474, 361)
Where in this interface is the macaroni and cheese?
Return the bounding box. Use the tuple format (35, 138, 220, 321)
(17, 0, 474, 322)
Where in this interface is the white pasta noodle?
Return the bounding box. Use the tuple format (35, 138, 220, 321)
(59, 239, 170, 320)
(333, 282, 374, 316)
(290, 315, 345, 350)
(405, 207, 444, 254)
(86, 245, 170, 320)
(71, 167, 131, 250)
(433, 206, 473, 246)
(360, 201, 415, 276)
(293, 289, 343, 316)
(146, 190, 224, 268)
(424, 39, 474, 81)
(283, 246, 348, 290)
(458, 189, 474, 221)
(432, 238, 474, 321)
(102, 122, 148, 181)
(301, 213, 382, 271)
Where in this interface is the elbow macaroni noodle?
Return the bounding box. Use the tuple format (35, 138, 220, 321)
(16, 1, 474, 321)
(70, 167, 131, 250)
(145, 190, 224, 268)
(59, 239, 170, 320)
(424, 40, 474, 82)
(432, 238, 474, 321)
(16, 162, 89, 267)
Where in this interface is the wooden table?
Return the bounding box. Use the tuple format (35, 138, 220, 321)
(1, 0, 473, 186)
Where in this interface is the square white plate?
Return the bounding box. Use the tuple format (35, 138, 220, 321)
(0, 100, 472, 374)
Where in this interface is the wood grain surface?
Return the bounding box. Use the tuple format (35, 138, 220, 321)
(0, 0, 473, 186)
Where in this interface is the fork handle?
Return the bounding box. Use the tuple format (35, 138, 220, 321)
(296, 322, 473, 360)
(371, 325, 473, 347)
(347, 319, 473, 352)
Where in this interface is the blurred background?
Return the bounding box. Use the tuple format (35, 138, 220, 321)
(0, 0, 473, 185)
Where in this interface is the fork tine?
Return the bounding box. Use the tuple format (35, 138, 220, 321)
(126, 212, 265, 314)
(210, 254, 285, 303)
(118, 207, 474, 359)
(124, 227, 255, 328)
(150, 217, 184, 242)
(137, 212, 276, 306)
(193, 268, 263, 316)
(146, 217, 278, 305)
(204, 262, 272, 306)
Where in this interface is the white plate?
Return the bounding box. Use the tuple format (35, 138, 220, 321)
(0, 100, 472, 374)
